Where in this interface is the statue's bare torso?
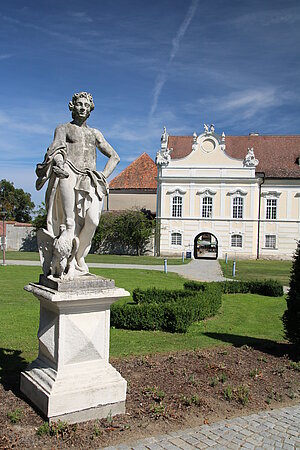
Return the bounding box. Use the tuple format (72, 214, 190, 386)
(54, 123, 108, 172)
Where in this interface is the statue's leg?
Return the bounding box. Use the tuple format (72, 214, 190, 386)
(76, 196, 103, 271)
(58, 170, 76, 232)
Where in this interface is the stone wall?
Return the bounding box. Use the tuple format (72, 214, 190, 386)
(2, 222, 37, 251)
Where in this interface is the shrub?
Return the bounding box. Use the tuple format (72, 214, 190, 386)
(111, 303, 164, 331)
(184, 279, 283, 297)
(111, 283, 222, 333)
(132, 288, 193, 304)
(283, 241, 300, 345)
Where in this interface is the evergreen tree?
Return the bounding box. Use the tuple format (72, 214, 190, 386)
(283, 241, 300, 346)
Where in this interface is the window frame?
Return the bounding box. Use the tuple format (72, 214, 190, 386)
(171, 195, 183, 218)
(171, 232, 182, 246)
(232, 196, 244, 219)
(265, 198, 277, 220)
(231, 234, 243, 248)
(201, 196, 213, 218)
(265, 234, 277, 249)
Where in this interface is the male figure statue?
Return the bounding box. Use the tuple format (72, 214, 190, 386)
(36, 92, 120, 278)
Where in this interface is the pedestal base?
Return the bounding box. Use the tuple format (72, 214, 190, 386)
(20, 276, 129, 423)
(21, 359, 126, 423)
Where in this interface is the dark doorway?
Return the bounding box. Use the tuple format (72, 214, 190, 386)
(194, 233, 218, 259)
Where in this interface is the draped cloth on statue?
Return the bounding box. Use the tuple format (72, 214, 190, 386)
(36, 142, 108, 237)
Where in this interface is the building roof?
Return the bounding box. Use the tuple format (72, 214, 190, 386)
(168, 135, 300, 178)
(109, 152, 157, 190)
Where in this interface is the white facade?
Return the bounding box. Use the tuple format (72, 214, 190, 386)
(156, 127, 300, 260)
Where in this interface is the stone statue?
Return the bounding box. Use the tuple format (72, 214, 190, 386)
(36, 92, 120, 279)
(243, 147, 259, 167)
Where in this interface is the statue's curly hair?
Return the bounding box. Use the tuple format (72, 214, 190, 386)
(69, 92, 95, 112)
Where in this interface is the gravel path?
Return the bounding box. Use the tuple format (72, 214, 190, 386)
(6, 258, 226, 282)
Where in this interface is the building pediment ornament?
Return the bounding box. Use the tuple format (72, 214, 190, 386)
(243, 147, 259, 167)
(167, 187, 187, 195)
(227, 188, 248, 196)
(193, 125, 226, 152)
(261, 191, 282, 198)
(156, 126, 173, 167)
(196, 188, 217, 196)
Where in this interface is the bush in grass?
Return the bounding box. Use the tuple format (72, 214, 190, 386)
(132, 287, 199, 304)
(282, 241, 300, 345)
(184, 279, 283, 297)
(111, 303, 164, 331)
(111, 283, 222, 333)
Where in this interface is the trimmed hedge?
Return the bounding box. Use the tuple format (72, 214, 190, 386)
(184, 279, 283, 297)
(132, 287, 202, 304)
(111, 283, 222, 333)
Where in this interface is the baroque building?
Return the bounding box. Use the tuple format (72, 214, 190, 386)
(155, 126, 300, 259)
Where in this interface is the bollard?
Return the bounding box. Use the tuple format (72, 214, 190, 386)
(164, 259, 167, 274)
(232, 261, 236, 277)
(225, 253, 228, 264)
(182, 251, 185, 263)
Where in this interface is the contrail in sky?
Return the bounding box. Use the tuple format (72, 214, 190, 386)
(150, 0, 199, 117)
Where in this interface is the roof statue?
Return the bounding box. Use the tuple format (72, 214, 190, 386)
(156, 127, 173, 167)
(243, 147, 259, 167)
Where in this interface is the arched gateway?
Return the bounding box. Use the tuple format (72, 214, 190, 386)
(194, 232, 218, 259)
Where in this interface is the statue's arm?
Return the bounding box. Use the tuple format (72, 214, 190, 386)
(47, 125, 69, 178)
(94, 129, 120, 178)
(51, 125, 67, 166)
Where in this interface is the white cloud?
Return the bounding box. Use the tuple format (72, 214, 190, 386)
(68, 11, 93, 23)
(232, 6, 300, 27)
(150, 0, 199, 117)
(0, 111, 51, 135)
(170, 0, 199, 62)
(191, 87, 296, 121)
(0, 53, 12, 60)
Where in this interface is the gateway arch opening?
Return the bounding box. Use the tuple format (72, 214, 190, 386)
(194, 233, 218, 259)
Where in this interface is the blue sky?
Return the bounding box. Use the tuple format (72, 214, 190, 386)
(0, 0, 300, 207)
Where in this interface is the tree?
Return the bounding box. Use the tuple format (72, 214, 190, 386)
(92, 209, 154, 256)
(31, 203, 47, 230)
(0, 179, 35, 223)
(282, 241, 300, 346)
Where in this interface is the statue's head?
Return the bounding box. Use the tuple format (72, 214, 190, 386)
(69, 92, 95, 121)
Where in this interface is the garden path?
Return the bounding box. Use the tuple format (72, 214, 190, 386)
(103, 403, 300, 449)
(6, 258, 226, 282)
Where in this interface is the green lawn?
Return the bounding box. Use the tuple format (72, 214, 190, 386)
(2, 251, 189, 265)
(219, 259, 292, 285)
(0, 266, 287, 365)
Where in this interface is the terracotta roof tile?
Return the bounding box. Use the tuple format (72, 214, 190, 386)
(169, 135, 300, 178)
(109, 152, 157, 189)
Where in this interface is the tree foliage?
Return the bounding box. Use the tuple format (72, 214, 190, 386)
(0, 179, 35, 223)
(282, 241, 300, 346)
(92, 209, 154, 256)
(31, 203, 47, 230)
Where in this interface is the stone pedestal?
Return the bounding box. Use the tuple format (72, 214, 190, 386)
(20, 274, 130, 423)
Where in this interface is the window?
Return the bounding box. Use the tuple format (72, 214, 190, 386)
(265, 235, 276, 249)
(172, 196, 182, 217)
(202, 196, 213, 218)
(171, 232, 182, 245)
(266, 199, 277, 220)
(233, 197, 244, 219)
(231, 234, 242, 248)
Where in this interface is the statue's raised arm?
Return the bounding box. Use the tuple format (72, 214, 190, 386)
(36, 92, 120, 280)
